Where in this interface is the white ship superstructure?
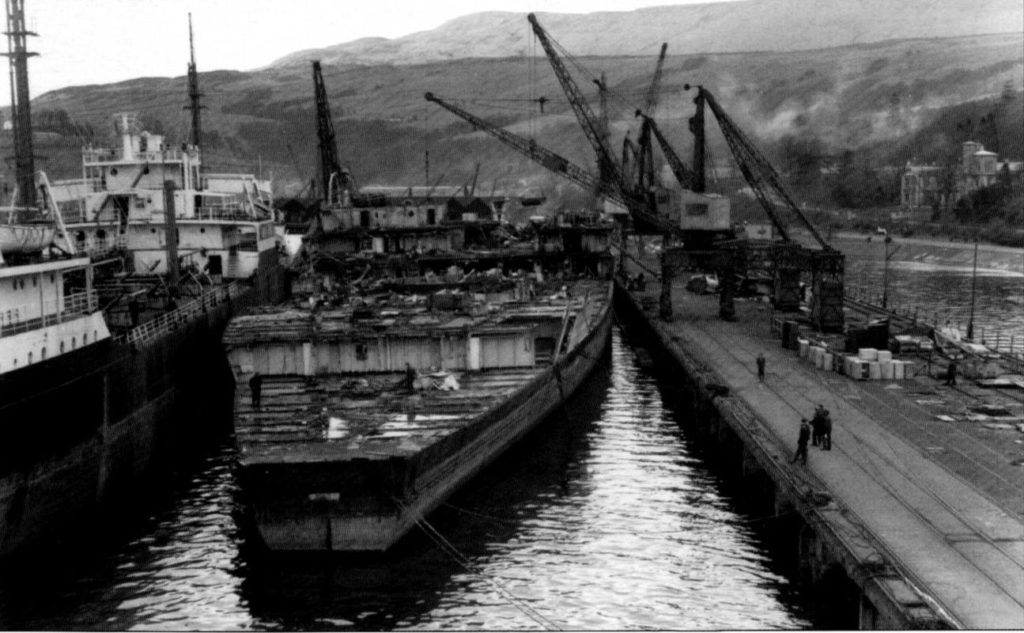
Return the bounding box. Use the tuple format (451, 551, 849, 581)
(0, 256, 109, 375)
(51, 113, 277, 280)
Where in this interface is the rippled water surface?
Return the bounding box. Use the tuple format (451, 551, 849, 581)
(0, 328, 813, 630)
(839, 236, 1024, 343)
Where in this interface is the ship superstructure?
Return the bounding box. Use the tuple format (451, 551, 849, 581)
(50, 113, 277, 281)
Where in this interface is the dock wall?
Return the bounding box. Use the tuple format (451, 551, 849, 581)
(614, 282, 950, 629)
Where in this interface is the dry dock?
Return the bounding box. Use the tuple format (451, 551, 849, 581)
(615, 272, 1024, 629)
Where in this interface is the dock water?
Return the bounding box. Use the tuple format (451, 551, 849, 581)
(615, 268, 1024, 629)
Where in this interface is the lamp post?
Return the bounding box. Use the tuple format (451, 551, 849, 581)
(881, 234, 898, 309)
(967, 235, 979, 340)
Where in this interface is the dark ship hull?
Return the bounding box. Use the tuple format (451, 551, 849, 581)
(0, 263, 287, 558)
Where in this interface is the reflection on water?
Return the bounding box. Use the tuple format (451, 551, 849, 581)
(840, 237, 1024, 344)
(0, 328, 812, 630)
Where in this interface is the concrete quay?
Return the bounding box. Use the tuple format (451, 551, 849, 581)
(615, 273, 1024, 629)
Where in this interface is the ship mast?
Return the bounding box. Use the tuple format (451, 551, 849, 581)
(184, 13, 204, 157)
(4, 0, 37, 208)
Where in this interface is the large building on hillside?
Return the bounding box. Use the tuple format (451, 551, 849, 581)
(901, 141, 1023, 208)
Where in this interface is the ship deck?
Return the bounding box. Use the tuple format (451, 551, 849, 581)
(235, 367, 542, 464)
(232, 279, 611, 466)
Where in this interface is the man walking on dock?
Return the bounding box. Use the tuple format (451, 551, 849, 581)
(756, 352, 766, 382)
(249, 372, 263, 409)
(820, 408, 832, 450)
(791, 418, 811, 465)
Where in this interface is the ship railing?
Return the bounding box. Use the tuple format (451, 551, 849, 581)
(114, 281, 252, 347)
(193, 204, 258, 222)
(82, 148, 188, 165)
(0, 291, 98, 338)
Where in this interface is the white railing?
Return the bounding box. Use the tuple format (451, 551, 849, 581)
(114, 282, 251, 347)
(82, 147, 188, 165)
(0, 291, 98, 337)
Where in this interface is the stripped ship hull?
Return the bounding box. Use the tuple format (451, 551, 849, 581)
(229, 280, 612, 552)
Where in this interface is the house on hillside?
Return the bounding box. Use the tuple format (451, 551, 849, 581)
(901, 141, 1023, 209)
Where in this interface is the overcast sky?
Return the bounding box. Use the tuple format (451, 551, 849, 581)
(4, 0, 739, 107)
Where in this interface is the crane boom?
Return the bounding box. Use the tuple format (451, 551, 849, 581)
(527, 13, 626, 200)
(641, 43, 668, 118)
(426, 92, 612, 199)
(694, 86, 829, 248)
(637, 112, 699, 192)
(425, 92, 675, 234)
(313, 60, 353, 204)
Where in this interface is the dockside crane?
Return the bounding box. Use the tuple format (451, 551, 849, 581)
(312, 60, 354, 206)
(681, 84, 845, 331)
(692, 85, 829, 248)
(527, 13, 633, 204)
(424, 92, 676, 234)
(622, 43, 668, 197)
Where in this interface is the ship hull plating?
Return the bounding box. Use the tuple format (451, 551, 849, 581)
(0, 263, 286, 558)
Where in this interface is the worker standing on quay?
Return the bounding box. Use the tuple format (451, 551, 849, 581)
(756, 352, 766, 382)
(810, 405, 825, 447)
(791, 418, 811, 465)
(820, 408, 832, 450)
(249, 372, 263, 409)
(404, 362, 418, 392)
(944, 361, 958, 386)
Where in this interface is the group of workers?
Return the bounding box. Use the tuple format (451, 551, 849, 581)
(791, 405, 833, 465)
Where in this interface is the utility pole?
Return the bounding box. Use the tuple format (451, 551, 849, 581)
(184, 13, 204, 151)
(4, 0, 37, 208)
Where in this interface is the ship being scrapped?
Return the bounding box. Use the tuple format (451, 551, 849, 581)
(224, 273, 611, 552)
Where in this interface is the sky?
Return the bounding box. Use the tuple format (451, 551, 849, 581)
(2, 0, 740, 107)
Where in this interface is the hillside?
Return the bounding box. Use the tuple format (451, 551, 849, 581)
(12, 31, 1023, 204)
(271, 0, 1024, 67)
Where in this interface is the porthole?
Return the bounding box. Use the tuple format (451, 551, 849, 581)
(72, 337, 77, 349)
(200, 228, 206, 233)
(83, 332, 88, 344)
(41, 348, 47, 360)
(60, 341, 65, 353)
(28, 352, 32, 364)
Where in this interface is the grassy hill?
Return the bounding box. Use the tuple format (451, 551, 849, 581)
(7, 31, 1022, 207)
(271, 0, 1024, 67)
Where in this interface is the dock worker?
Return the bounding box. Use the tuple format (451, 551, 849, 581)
(820, 409, 832, 450)
(404, 362, 417, 392)
(810, 405, 825, 447)
(249, 372, 263, 409)
(756, 352, 766, 382)
(944, 361, 957, 386)
(128, 297, 141, 327)
(791, 418, 811, 465)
